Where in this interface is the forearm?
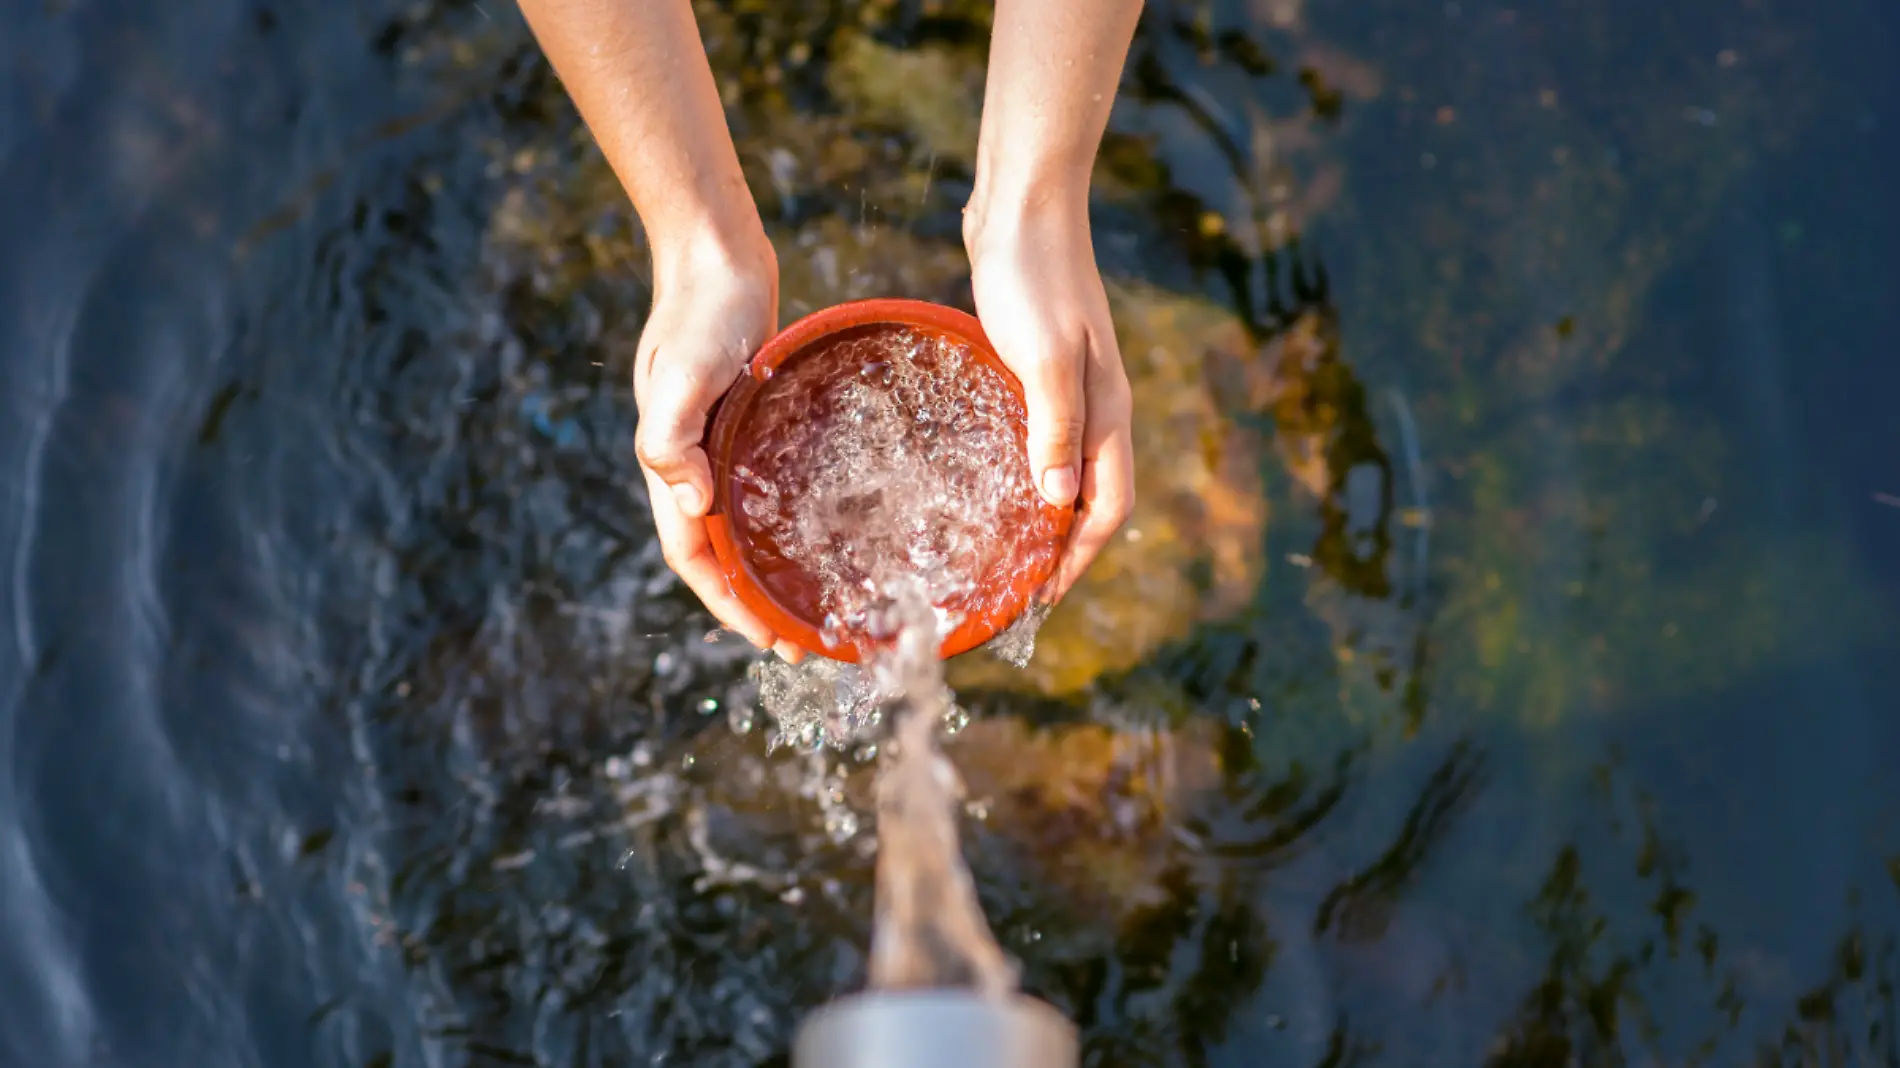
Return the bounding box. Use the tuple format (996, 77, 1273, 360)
(967, 0, 1143, 239)
(517, 0, 768, 277)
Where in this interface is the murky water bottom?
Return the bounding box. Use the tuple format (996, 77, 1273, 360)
(5, 1, 1900, 1067)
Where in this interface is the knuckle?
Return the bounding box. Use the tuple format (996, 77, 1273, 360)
(657, 543, 686, 574)
(1095, 481, 1136, 528)
(1041, 414, 1087, 448)
(633, 432, 668, 472)
(1001, 327, 1080, 373)
(1032, 336, 1081, 367)
(1095, 375, 1134, 424)
(1031, 338, 1086, 376)
(635, 428, 688, 476)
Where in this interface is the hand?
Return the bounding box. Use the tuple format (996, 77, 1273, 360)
(967, 199, 1136, 602)
(633, 239, 804, 660)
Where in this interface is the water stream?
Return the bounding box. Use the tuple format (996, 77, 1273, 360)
(738, 325, 1044, 999)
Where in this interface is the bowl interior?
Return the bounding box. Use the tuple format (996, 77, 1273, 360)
(704, 305, 1070, 662)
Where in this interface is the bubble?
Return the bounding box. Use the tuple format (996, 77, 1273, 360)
(941, 704, 970, 736)
(727, 705, 756, 735)
(824, 808, 861, 844)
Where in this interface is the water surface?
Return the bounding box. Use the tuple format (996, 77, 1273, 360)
(3, 0, 1898, 1065)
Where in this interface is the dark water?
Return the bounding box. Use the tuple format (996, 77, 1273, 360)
(4, 0, 1898, 1065)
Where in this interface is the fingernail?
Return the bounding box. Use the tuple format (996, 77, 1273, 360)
(774, 640, 804, 664)
(671, 481, 704, 514)
(1040, 466, 1079, 505)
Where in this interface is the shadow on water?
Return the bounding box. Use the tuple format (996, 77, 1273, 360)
(3, 0, 1900, 1065)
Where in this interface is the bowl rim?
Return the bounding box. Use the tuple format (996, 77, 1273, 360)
(701, 297, 1073, 662)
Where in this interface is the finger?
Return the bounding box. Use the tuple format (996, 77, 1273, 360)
(634, 358, 730, 518)
(773, 639, 807, 664)
(642, 468, 778, 650)
(1047, 420, 1135, 603)
(1009, 334, 1088, 508)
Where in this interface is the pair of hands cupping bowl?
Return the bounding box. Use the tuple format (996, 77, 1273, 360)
(518, 0, 1143, 661)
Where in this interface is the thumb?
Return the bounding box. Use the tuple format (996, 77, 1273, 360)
(635, 364, 724, 517)
(1018, 350, 1086, 508)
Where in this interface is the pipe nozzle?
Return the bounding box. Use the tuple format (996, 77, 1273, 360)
(792, 990, 1078, 1068)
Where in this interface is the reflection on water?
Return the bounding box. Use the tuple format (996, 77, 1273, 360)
(2, 0, 1899, 1065)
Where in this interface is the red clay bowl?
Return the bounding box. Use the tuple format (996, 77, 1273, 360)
(702, 298, 1073, 663)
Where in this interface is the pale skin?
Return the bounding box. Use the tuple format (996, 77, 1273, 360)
(518, 0, 1142, 661)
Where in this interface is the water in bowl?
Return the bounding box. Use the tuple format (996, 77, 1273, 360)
(727, 324, 1062, 657)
